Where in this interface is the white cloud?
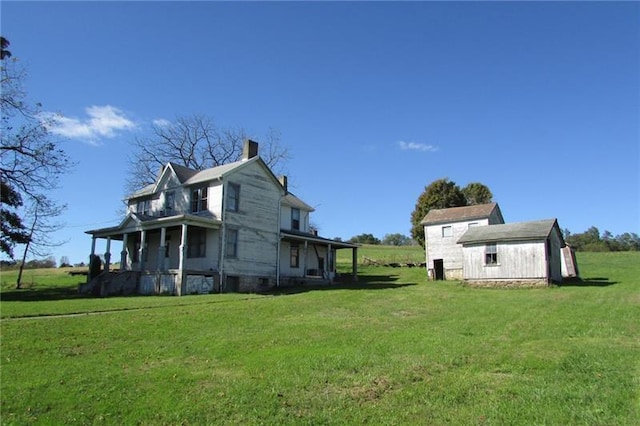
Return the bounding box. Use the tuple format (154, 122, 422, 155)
(397, 141, 439, 152)
(152, 118, 171, 127)
(44, 105, 136, 144)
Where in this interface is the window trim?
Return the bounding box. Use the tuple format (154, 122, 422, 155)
(290, 243, 300, 268)
(187, 228, 207, 258)
(191, 186, 208, 213)
(442, 226, 453, 238)
(291, 208, 300, 231)
(227, 183, 240, 212)
(485, 243, 498, 266)
(225, 228, 238, 258)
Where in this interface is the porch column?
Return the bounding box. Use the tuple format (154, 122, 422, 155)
(303, 240, 308, 276)
(121, 233, 129, 271)
(88, 236, 97, 283)
(328, 243, 332, 279)
(139, 230, 147, 271)
(352, 247, 358, 282)
(177, 224, 188, 296)
(157, 227, 167, 272)
(104, 237, 112, 273)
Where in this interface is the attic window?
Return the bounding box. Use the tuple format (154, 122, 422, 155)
(485, 244, 498, 265)
(442, 226, 453, 238)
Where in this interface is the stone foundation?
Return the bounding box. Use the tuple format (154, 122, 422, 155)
(464, 278, 550, 288)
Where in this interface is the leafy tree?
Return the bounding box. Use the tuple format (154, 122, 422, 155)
(0, 36, 71, 262)
(382, 233, 414, 246)
(0, 180, 30, 257)
(461, 182, 493, 205)
(410, 178, 467, 248)
(348, 233, 381, 245)
(126, 114, 290, 194)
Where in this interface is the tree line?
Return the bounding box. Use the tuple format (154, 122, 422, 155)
(563, 227, 639, 252)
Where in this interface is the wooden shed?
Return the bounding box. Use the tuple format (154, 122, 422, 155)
(457, 219, 565, 288)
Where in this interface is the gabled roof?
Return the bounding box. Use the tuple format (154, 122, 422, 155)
(128, 156, 285, 199)
(457, 219, 563, 245)
(421, 203, 503, 225)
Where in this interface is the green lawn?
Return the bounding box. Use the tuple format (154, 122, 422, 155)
(1, 251, 638, 425)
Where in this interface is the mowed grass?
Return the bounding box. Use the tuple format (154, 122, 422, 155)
(1, 251, 638, 425)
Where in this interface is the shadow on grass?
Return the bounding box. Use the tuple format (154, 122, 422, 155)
(266, 274, 417, 296)
(560, 277, 617, 287)
(0, 286, 86, 302)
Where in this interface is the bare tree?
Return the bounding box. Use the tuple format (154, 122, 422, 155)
(126, 114, 290, 194)
(1, 36, 72, 259)
(16, 196, 67, 288)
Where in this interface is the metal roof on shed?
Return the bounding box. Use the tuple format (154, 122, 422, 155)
(457, 219, 561, 245)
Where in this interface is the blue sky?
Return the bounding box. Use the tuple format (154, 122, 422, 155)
(2, 1, 638, 264)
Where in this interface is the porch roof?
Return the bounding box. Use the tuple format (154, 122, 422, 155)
(86, 212, 222, 239)
(281, 229, 359, 249)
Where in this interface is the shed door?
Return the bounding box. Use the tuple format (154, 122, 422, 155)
(434, 259, 444, 280)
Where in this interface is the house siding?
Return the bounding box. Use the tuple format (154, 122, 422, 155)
(425, 218, 490, 280)
(222, 161, 282, 286)
(462, 241, 548, 281)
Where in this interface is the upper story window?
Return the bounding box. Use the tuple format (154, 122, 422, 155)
(442, 226, 453, 238)
(485, 243, 498, 265)
(164, 191, 175, 215)
(227, 183, 240, 212)
(191, 186, 208, 213)
(137, 199, 151, 216)
(291, 208, 300, 231)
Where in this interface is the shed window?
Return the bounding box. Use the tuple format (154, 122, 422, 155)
(442, 226, 453, 237)
(485, 244, 498, 265)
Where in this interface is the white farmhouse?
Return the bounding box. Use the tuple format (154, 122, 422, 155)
(84, 140, 358, 296)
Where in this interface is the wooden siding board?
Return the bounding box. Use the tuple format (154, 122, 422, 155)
(425, 218, 490, 272)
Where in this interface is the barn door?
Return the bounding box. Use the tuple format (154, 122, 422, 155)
(434, 259, 444, 280)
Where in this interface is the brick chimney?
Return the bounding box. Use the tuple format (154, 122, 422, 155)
(243, 139, 259, 160)
(278, 175, 288, 193)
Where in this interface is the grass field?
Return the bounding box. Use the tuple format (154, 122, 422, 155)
(1, 249, 638, 425)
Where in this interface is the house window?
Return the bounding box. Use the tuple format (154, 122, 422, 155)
(291, 208, 300, 231)
(187, 228, 206, 258)
(485, 244, 498, 265)
(137, 199, 151, 215)
(227, 183, 240, 212)
(191, 186, 208, 213)
(225, 228, 238, 258)
(164, 235, 171, 258)
(290, 243, 299, 268)
(164, 191, 175, 215)
(442, 226, 453, 237)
